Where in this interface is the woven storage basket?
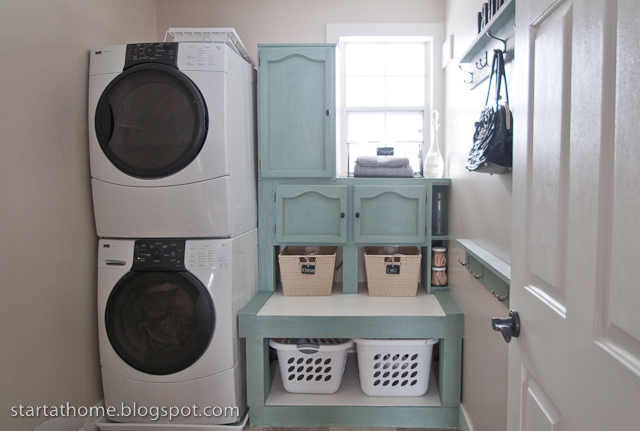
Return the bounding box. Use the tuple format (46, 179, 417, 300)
(364, 246, 422, 296)
(354, 338, 438, 396)
(278, 246, 337, 296)
(269, 338, 353, 394)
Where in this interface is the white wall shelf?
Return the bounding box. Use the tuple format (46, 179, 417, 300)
(459, 0, 516, 89)
(457, 239, 510, 308)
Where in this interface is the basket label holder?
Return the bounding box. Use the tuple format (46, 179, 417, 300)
(385, 254, 403, 274)
(300, 254, 317, 274)
(386, 265, 401, 274)
(301, 265, 316, 274)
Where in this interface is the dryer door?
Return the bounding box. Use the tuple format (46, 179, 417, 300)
(94, 63, 208, 179)
(105, 271, 215, 375)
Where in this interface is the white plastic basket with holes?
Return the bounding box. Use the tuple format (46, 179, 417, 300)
(269, 338, 353, 394)
(353, 338, 439, 396)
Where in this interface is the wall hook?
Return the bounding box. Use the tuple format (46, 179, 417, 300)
(486, 30, 507, 52)
(475, 51, 488, 69)
(468, 267, 483, 279)
(491, 285, 509, 301)
(458, 257, 469, 266)
(458, 65, 474, 84)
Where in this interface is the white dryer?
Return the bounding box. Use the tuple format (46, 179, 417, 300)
(89, 32, 256, 238)
(97, 229, 257, 425)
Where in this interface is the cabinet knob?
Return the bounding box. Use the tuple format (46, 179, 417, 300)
(326, 110, 331, 116)
(355, 212, 360, 218)
(340, 212, 345, 218)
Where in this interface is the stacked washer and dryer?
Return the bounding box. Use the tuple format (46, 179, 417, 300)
(89, 29, 257, 427)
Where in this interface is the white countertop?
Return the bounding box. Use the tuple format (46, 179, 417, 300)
(257, 283, 445, 317)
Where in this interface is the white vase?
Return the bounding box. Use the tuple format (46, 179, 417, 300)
(424, 110, 444, 178)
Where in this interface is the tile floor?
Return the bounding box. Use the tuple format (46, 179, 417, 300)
(244, 427, 457, 431)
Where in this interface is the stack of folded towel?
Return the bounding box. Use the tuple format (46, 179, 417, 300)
(353, 156, 414, 177)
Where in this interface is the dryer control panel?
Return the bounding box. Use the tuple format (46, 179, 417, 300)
(132, 239, 185, 271)
(185, 239, 232, 271)
(124, 43, 178, 69)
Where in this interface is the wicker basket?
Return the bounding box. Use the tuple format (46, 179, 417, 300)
(364, 246, 422, 296)
(278, 246, 337, 296)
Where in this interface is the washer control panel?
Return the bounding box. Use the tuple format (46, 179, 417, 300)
(132, 239, 185, 271)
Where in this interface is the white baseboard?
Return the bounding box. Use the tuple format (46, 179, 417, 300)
(84, 400, 104, 431)
(460, 403, 475, 431)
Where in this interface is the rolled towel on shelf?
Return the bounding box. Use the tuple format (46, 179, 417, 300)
(355, 155, 411, 168)
(353, 163, 414, 178)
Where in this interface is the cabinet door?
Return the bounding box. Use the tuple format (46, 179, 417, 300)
(353, 185, 426, 244)
(276, 185, 347, 244)
(258, 45, 336, 179)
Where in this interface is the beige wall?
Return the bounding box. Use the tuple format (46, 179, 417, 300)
(156, 0, 445, 64)
(444, 0, 511, 430)
(156, 2, 510, 431)
(0, 2, 156, 430)
(0, 1, 510, 430)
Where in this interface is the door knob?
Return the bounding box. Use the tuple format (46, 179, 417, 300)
(491, 310, 520, 343)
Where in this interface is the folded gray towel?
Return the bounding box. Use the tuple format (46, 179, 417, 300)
(355, 155, 411, 168)
(353, 164, 414, 177)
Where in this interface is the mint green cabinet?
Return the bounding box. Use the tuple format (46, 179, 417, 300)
(243, 43, 461, 430)
(353, 185, 426, 244)
(275, 185, 347, 244)
(275, 184, 425, 245)
(258, 44, 336, 179)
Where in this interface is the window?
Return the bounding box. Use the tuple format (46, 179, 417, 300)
(327, 24, 444, 177)
(343, 39, 428, 176)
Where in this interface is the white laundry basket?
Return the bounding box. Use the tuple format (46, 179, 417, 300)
(354, 338, 438, 396)
(269, 338, 353, 394)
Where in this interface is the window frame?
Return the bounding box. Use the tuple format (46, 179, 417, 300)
(327, 24, 445, 177)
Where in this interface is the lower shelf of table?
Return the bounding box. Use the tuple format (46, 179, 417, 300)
(267, 353, 441, 407)
(247, 404, 460, 428)
(240, 290, 463, 427)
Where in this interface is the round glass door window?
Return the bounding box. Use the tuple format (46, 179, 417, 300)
(105, 271, 215, 375)
(95, 63, 208, 178)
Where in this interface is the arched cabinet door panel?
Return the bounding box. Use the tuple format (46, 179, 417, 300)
(258, 45, 336, 179)
(275, 184, 348, 244)
(353, 185, 426, 245)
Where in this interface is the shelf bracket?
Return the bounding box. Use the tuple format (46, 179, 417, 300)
(486, 30, 507, 52)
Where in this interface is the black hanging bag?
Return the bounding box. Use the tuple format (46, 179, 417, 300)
(466, 49, 513, 173)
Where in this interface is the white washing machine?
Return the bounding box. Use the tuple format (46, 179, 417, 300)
(97, 229, 257, 425)
(88, 30, 256, 239)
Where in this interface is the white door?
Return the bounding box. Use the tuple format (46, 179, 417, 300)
(508, 0, 640, 429)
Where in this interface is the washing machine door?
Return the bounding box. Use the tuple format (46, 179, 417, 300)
(105, 271, 215, 375)
(94, 63, 208, 179)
